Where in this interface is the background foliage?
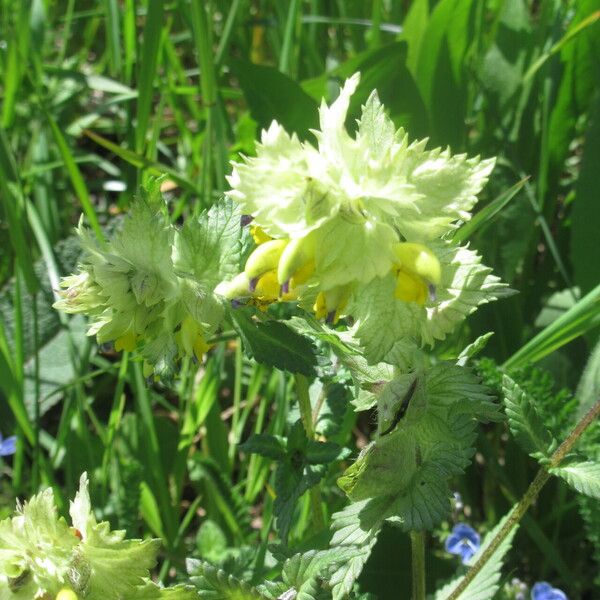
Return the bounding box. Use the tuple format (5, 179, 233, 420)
(1, 0, 600, 598)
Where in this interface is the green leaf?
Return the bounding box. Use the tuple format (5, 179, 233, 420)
(230, 60, 319, 140)
(414, 0, 476, 147)
(333, 41, 429, 138)
(575, 337, 600, 419)
(174, 198, 242, 289)
(305, 440, 350, 465)
(571, 93, 600, 296)
(435, 508, 519, 600)
(129, 582, 198, 599)
(453, 178, 527, 244)
(503, 281, 600, 370)
(239, 434, 287, 461)
(328, 497, 391, 600)
(502, 375, 555, 459)
(230, 310, 317, 376)
(338, 363, 497, 532)
(187, 559, 271, 600)
(550, 460, 600, 500)
(281, 549, 351, 600)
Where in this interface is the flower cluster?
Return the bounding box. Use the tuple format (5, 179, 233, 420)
(54, 183, 240, 377)
(0, 474, 195, 599)
(220, 72, 507, 360)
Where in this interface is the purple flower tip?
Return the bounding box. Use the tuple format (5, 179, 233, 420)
(240, 214, 253, 227)
(280, 280, 290, 295)
(248, 277, 258, 293)
(428, 283, 437, 303)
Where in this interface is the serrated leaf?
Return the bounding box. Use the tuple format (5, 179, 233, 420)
(457, 333, 495, 366)
(353, 243, 510, 363)
(281, 548, 362, 600)
(328, 497, 392, 600)
(502, 374, 555, 458)
(239, 434, 287, 461)
(230, 310, 317, 375)
(575, 337, 600, 420)
(174, 198, 242, 289)
(340, 364, 495, 518)
(187, 559, 271, 600)
(550, 460, 600, 500)
(129, 581, 198, 599)
(435, 508, 519, 600)
(305, 440, 350, 465)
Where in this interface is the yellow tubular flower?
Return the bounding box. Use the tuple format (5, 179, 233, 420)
(250, 225, 272, 245)
(277, 235, 316, 287)
(244, 239, 289, 280)
(393, 242, 441, 305)
(56, 589, 78, 600)
(313, 285, 352, 324)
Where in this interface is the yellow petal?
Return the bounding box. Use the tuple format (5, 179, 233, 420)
(395, 270, 428, 305)
(393, 242, 441, 285)
(250, 225, 272, 245)
(254, 270, 280, 300)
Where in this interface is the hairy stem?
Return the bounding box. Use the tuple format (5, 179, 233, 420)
(295, 373, 325, 533)
(446, 396, 600, 600)
(411, 530, 426, 600)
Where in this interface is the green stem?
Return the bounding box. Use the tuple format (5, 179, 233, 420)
(411, 530, 426, 600)
(295, 373, 325, 533)
(446, 396, 600, 600)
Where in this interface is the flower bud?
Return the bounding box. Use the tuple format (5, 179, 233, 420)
(56, 589, 79, 600)
(215, 272, 252, 299)
(277, 236, 316, 286)
(244, 239, 288, 279)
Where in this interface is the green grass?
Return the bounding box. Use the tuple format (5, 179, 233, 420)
(1, 1, 600, 598)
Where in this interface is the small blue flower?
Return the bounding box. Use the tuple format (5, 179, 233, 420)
(531, 582, 568, 600)
(445, 523, 481, 564)
(0, 433, 17, 457)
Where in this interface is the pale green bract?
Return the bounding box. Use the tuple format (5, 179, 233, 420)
(225, 72, 508, 357)
(0, 474, 196, 600)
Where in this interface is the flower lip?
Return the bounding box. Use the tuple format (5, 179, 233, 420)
(445, 523, 481, 564)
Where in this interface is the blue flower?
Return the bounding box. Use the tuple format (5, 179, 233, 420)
(445, 523, 481, 564)
(0, 432, 17, 457)
(531, 582, 568, 600)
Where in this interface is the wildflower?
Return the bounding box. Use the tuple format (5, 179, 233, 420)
(55, 183, 239, 377)
(0, 474, 196, 599)
(531, 582, 568, 600)
(222, 72, 508, 359)
(0, 433, 16, 457)
(445, 523, 481, 564)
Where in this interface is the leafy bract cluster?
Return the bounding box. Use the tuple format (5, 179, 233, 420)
(0, 474, 195, 599)
(54, 182, 240, 378)
(221, 72, 508, 361)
